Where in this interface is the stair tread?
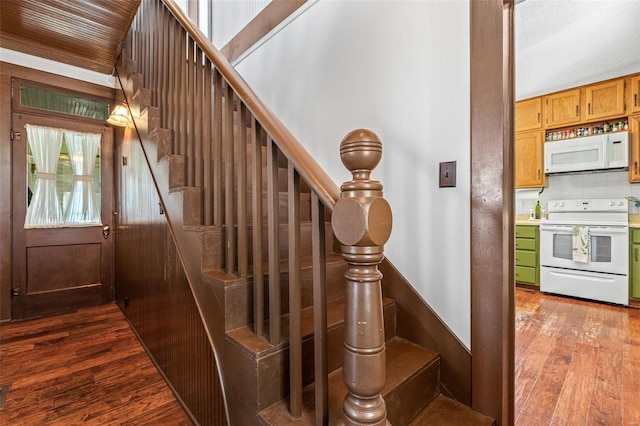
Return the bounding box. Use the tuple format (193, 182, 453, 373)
(409, 395, 495, 425)
(202, 252, 344, 282)
(259, 336, 439, 425)
(227, 295, 396, 357)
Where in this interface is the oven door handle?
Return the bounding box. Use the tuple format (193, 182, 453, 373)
(588, 226, 628, 235)
(540, 225, 627, 234)
(540, 225, 573, 233)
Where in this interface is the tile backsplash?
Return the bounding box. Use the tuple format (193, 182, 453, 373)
(515, 171, 640, 215)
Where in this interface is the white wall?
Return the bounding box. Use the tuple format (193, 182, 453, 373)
(212, 0, 271, 48)
(236, 0, 471, 348)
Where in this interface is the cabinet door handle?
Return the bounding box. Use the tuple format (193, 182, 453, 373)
(538, 169, 541, 179)
(588, 103, 591, 115)
(575, 105, 579, 116)
(537, 112, 540, 123)
(635, 162, 638, 174)
(635, 248, 638, 262)
(635, 93, 638, 107)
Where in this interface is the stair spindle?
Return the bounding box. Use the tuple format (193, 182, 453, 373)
(267, 137, 281, 345)
(237, 104, 248, 277)
(332, 129, 392, 426)
(288, 161, 303, 418)
(311, 192, 329, 425)
(252, 120, 265, 336)
(224, 84, 235, 274)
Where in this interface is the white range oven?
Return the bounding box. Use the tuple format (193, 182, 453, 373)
(539, 198, 629, 306)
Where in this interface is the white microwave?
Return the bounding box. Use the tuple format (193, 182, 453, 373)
(544, 132, 629, 174)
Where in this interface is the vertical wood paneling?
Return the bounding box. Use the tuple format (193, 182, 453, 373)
(115, 126, 226, 426)
(288, 161, 302, 418)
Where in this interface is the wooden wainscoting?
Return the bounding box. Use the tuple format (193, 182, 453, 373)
(0, 303, 192, 425)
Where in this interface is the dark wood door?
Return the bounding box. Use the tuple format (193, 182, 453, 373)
(11, 112, 114, 319)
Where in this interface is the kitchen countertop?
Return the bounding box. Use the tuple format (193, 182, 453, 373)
(515, 215, 541, 226)
(515, 218, 542, 226)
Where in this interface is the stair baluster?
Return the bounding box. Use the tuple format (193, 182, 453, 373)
(332, 129, 392, 426)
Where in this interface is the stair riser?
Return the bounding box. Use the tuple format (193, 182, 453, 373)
(237, 191, 312, 225)
(198, 219, 335, 273)
(255, 302, 397, 411)
(385, 358, 441, 425)
(223, 258, 349, 331)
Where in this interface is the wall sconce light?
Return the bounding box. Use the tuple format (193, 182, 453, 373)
(107, 102, 132, 127)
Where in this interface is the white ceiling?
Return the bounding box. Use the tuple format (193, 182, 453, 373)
(515, 0, 640, 100)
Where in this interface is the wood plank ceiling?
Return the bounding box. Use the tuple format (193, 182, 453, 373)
(0, 0, 141, 75)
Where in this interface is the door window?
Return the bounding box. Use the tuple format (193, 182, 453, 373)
(25, 124, 102, 228)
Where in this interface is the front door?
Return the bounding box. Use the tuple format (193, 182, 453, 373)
(11, 112, 114, 319)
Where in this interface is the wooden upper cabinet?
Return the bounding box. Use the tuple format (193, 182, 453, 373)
(584, 77, 626, 121)
(516, 98, 543, 132)
(515, 130, 545, 188)
(629, 115, 640, 182)
(630, 74, 640, 114)
(544, 89, 581, 128)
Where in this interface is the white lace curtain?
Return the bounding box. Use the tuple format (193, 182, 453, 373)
(24, 125, 64, 228)
(24, 125, 102, 228)
(63, 130, 102, 226)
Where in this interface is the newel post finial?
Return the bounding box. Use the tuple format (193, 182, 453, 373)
(331, 129, 392, 426)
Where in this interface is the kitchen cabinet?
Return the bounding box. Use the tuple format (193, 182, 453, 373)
(584, 77, 626, 121)
(515, 225, 539, 287)
(630, 228, 640, 299)
(629, 115, 640, 182)
(516, 97, 543, 132)
(544, 88, 581, 128)
(515, 130, 545, 188)
(630, 74, 640, 114)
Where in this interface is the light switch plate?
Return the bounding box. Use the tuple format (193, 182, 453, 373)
(439, 161, 456, 188)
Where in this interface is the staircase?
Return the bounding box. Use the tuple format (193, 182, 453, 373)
(115, 0, 495, 425)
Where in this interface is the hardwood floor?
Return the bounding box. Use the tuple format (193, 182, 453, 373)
(515, 288, 640, 425)
(3, 290, 638, 425)
(0, 303, 193, 425)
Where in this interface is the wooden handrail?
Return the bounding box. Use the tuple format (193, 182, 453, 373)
(161, 0, 340, 210)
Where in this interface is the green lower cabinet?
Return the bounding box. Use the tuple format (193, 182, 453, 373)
(515, 225, 539, 286)
(630, 229, 640, 300)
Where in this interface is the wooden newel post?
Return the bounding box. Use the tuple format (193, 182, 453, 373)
(331, 129, 392, 426)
